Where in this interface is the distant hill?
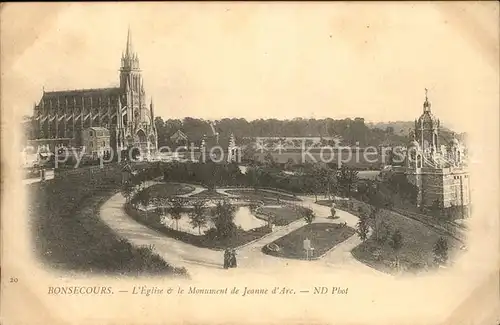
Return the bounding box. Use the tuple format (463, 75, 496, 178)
(367, 121, 468, 146)
(366, 121, 414, 136)
(155, 117, 411, 148)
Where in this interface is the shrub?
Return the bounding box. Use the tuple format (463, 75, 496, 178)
(210, 200, 237, 239)
(433, 237, 449, 265)
(356, 213, 369, 241)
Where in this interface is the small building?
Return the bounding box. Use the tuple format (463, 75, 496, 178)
(82, 127, 111, 158)
(227, 133, 241, 163)
(170, 130, 189, 145)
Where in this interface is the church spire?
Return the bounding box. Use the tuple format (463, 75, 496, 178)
(121, 27, 139, 70)
(125, 26, 133, 59)
(149, 97, 155, 124)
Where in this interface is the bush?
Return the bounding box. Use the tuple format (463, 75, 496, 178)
(433, 237, 449, 265)
(301, 208, 315, 224)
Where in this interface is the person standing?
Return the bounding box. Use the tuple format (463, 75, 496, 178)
(223, 248, 230, 269)
(230, 248, 237, 268)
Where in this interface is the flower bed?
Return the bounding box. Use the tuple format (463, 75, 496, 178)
(262, 223, 355, 260)
(131, 183, 195, 205)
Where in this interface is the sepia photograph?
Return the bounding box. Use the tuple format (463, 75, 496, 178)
(1, 2, 499, 325)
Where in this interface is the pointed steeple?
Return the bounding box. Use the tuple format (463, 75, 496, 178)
(121, 26, 139, 71)
(125, 26, 133, 59)
(149, 97, 155, 124)
(117, 97, 123, 128)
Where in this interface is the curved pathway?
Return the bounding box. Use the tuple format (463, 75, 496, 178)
(100, 183, 384, 277)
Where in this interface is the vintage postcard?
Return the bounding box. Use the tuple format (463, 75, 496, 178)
(1, 2, 499, 325)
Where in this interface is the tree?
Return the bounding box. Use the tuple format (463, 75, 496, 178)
(377, 220, 390, 244)
(189, 200, 208, 235)
(241, 142, 257, 163)
(356, 212, 370, 241)
(211, 200, 237, 238)
(309, 163, 335, 202)
(139, 193, 152, 219)
(168, 197, 186, 230)
(130, 173, 140, 190)
(154, 197, 169, 225)
(390, 229, 404, 270)
(325, 167, 338, 200)
(433, 237, 449, 266)
(284, 158, 295, 171)
(300, 207, 315, 224)
(370, 206, 382, 241)
(264, 151, 276, 168)
(310, 164, 323, 202)
(121, 182, 135, 203)
(336, 165, 359, 197)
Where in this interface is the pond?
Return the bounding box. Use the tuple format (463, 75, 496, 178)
(159, 206, 267, 236)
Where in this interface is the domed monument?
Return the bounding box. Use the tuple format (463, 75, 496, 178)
(399, 89, 470, 215)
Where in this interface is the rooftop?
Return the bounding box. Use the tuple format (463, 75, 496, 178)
(42, 87, 121, 98)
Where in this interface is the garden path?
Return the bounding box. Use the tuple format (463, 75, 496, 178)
(100, 182, 383, 278)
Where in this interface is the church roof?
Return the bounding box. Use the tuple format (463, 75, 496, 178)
(42, 87, 122, 99)
(417, 111, 438, 125)
(416, 89, 438, 127)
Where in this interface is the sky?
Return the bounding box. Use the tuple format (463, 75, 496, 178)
(1, 2, 498, 133)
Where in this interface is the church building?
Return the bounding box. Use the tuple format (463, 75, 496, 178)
(31, 28, 157, 156)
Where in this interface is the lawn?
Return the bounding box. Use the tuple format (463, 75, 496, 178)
(28, 167, 188, 277)
(133, 183, 195, 203)
(225, 189, 301, 203)
(262, 223, 355, 260)
(318, 199, 462, 274)
(258, 205, 308, 226)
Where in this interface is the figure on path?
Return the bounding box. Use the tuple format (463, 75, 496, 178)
(230, 248, 237, 268)
(223, 248, 230, 269)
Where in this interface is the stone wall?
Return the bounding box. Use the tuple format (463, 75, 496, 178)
(418, 168, 470, 208)
(421, 172, 444, 207)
